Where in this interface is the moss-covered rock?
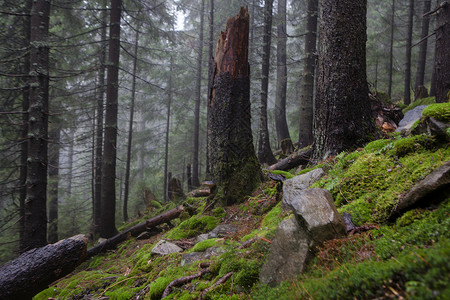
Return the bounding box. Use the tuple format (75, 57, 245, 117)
(422, 102, 450, 123)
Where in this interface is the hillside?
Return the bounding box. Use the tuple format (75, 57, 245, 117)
(34, 103, 450, 300)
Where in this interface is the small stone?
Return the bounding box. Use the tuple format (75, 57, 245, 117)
(151, 240, 183, 256)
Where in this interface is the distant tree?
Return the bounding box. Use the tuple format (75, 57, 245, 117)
(414, 0, 432, 90)
(313, 0, 376, 161)
(209, 7, 261, 205)
(274, 0, 293, 154)
(47, 125, 60, 244)
(100, 0, 122, 238)
(403, 0, 414, 105)
(388, 0, 396, 98)
(164, 56, 174, 202)
(192, 0, 205, 189)
(434, 1, 450, 103)
(298, 0, 318, 148)
(205, 0, 214, 179)
(23, 0, 51, 251)
(258, 0, 277, 165)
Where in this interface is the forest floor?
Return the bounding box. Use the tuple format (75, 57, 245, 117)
(34, 104, 450, 300)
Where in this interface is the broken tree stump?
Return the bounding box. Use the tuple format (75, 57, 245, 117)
(87, 205, 185, 258)
(0, 234, 88, 300)
(208, 6, 261, 205)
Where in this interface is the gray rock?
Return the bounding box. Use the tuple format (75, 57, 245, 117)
(195, 233, 210, 243)
(260, 217, 311, 286)
(420, 117, 450, 142)
(208, 224, 238, 238)
(396, 105, 428, 132)
(390, 161, 450, 219)
(151, 240, 183, 256)
(181, 246, 225, 265)
(283, 188, 347, 246)
(283, 168, 325, 192)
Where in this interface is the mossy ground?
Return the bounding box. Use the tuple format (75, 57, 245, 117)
(34, 133, 449, 300)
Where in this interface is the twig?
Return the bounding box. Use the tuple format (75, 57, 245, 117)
(200, 272, 234, 300)
(162, 268, 211, 298)
(101, 276, 140, 296)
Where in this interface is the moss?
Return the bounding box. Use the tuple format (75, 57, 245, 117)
(148, 276, 173, 300)
(422, 102, 450, 123)
(212, 207, 226, 219)
(165, 215, 218, 240)
(264, 169, 294, 179)
(403, 96, 436, 113)
(390, 134, 435, 157)
(191, 239, 219, 252)
(234, 260, 261, 289)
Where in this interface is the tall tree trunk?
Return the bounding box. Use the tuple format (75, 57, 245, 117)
(19, 0, 32, 254)
(93, 0, 107, 236)
(298, 0, 318, 148)
(313, 0, 375, 161)
(415, 0, 432, 90)
(48, 126, 60, 244)
(164, 56, 173, 201)
(100, 0, 122, 238)
(193, 0, 205, 188)
(388, 0, 395, 98)
(23, 0, 51, 251)
(123, 26, 139, 222)
(403, 0, 415, 105)
(209, 7, 261, 206)
(258, 0, 277, 165)
(66, 128, 75, 197)
(274, 0, 292, 151)
(434, 1, 450, 103)
(205, 0, 214, 179)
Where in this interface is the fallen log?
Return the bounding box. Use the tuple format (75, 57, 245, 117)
(87, 205, 185, 258)
(268, 146, 312, 171)
(0, 234, 87, 300)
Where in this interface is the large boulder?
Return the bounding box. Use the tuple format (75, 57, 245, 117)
(283, 188, 347, 247)
(396, 105, 428, 132)
(261, 187, 347, 286)
(390, 161, 450, 220)
(260, 217, 311, 286)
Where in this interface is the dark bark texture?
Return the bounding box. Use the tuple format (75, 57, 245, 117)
(298, 0, 318, 148)
(47, 126, 60, 244)
(209, 7, 261, 205)
(313, 0, 375, 161)
(100, 0, 122, 238)
(23, 0, 51, 252)
(434, 1, 450, 103)
(0, 235, 87, 300)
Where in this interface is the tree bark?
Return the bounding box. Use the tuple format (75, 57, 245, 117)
(0, 235, 87, 300)
(209, 7, 261, 205)
(87, 205, 185, 258)
(123, 26, 139, 222)
(258, 0, 277, 165)
(19, 0, 31, 254)
(403, 0, 414, 105)
(23, 0, 51, 252)
(388, 0, 395, 98)
(274, 0, 292, 150)
(93, 0, 107, 236)
(164, 56, 173, 201)
(434, 1, 450, 103)
(298, 0, 318, 148)
(193, 0, 205, 188)
(415, 0, 432, 90)
(313, 0, 375, 161)
(100, 0, 122, 238)
(47, 126, 60, 244)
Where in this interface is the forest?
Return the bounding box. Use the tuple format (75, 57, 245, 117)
(0, 0, 449, 298)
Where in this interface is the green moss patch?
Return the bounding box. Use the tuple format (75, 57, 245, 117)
(422, 102, 450, 123)
(164, 215, 218, 240)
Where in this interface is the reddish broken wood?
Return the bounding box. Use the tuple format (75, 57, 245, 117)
(162, 268, 211, 298)
(268, 146, 312, 171)
(87, 205, 185, 258)
(188, 189, 211, 197)
(199, 271, 234, 300)
(0, 234, 88, 299)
